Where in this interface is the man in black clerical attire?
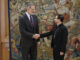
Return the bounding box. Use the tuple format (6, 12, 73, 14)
(40, 14, 68, 60)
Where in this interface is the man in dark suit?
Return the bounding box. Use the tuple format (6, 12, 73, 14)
(37, 14, 68, 60)
(19, 3, 40, 60)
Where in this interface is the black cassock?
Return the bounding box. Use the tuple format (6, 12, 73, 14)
(40, 23, 68, 60)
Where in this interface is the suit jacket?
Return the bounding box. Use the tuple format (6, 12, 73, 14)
(40, 24, 68, 52)
(19, 13, 39, 47)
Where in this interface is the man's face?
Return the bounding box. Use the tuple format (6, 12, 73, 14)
(29, 5, 35, 15)
(54, 16, 59, 24)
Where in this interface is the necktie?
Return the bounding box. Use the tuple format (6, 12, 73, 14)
(30, 15, 34, 27)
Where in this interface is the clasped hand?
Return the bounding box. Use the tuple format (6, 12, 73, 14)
(33, 34, 40, 40)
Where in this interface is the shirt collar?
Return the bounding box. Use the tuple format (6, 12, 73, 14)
(26, 12, 30, 20)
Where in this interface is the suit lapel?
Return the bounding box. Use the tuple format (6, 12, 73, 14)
(24, 14, 36, 33)
(24, 14, 32, 28)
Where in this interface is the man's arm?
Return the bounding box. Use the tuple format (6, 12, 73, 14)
(40, 25, 57, 38)
(19, 16, 34, 39)
(60, 27, 68, 53)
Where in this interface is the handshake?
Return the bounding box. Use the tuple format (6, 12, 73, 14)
(33, 34, 40, 40)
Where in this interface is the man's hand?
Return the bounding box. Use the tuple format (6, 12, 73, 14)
(33, 34, 40, 40)
(60, 51, 64, 56)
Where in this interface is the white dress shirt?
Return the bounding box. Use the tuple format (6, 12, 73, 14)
(26, 12, 30, 21)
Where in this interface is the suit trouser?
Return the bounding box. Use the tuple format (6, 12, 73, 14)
(21, 43, 37, 60)
(53, 48, 64, 60)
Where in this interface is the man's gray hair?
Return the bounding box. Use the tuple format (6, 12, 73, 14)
(26, 2, 35, 9)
